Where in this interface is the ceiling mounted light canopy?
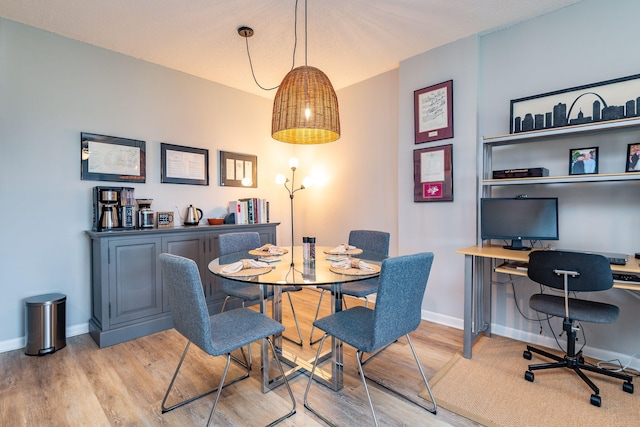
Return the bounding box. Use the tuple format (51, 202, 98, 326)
(239, 0, 340, 144)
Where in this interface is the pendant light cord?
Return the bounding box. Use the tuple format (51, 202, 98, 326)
(243, 0, 301, 91)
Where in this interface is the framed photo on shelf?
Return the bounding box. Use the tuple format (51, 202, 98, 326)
(569, 147, 598, 175)
(161, 143, 209, 185)
(81, 132, 146, 183)
(219, 151, 257, 188)
(626, 143, 640, 172)
(413, 144, 453, 202)
(414, 80, 453, 144)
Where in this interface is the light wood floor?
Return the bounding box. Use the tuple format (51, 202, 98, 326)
(0, 288, 482, 427)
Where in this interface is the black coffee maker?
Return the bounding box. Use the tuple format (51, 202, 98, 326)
(93, 186, 135, 231)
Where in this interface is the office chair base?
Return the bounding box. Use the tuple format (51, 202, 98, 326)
(523, 344, 634, 407)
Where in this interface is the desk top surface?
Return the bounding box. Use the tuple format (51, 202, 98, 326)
(457, 245, 640, 274)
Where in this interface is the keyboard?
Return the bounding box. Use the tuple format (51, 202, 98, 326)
(612, 273, 640, 282)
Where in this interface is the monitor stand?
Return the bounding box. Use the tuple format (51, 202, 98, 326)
(503, 240, 531, 251)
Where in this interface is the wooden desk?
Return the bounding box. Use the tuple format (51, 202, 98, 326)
(456, 245, 640, 359)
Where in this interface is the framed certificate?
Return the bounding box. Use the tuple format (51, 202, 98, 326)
(161, 143, 209, 186)
(413, 144, 453, 202)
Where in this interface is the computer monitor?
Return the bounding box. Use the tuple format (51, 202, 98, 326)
(480, 197, 559, 250)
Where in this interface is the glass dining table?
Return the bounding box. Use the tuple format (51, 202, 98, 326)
(207, 245, 385, 393)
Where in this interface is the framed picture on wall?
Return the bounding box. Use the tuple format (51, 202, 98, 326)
(219, 151, 257, 188)
(569, 147, 598, 175)
(626, 143, 640, 172)
(414, 80, 454, 144)
(80, 132, 146, 183)
(161, 143, 209, 185)
(413, 144, 453, 202)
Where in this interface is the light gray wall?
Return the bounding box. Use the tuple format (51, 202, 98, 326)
(0, 18, 400, 351)
(0, 18, 292, 349)
(477, 0, 640, 361)
(397, 0, 639, 362)
(398, 36, 479, 327)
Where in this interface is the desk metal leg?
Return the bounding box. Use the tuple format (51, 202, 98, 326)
(463, 254, 491, 359)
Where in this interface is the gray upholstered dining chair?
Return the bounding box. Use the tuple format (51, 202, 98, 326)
(523, 250, 634, 407)
(219, 232, 303, 351)
(310, 229, 390, 344)
(304, 252, 437, 426)
(158, 253, 296, 425)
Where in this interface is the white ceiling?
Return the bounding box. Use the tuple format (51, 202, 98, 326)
(1, 0, 581, 99)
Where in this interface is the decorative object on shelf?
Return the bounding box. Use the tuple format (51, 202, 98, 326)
(158, 212, 175, 228)
(81, 132, 146, 183)
(414, 80, 453, 144)
(238, 0, 340, 144)
(413, 144, 453, 202)
(626, 143, 640, 172)
(276, 158, 313, 265)
(219, 151, 257, 188)
(492, 168, 549, 179)
(510, 73, 640, 134)
(569, 147, 599, 175)
(160, 143, 208, 186)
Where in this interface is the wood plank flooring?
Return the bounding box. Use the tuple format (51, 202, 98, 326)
(0, 289, 482, 426)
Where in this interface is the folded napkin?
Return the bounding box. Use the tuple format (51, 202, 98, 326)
(256, 243, 286, 255)
(221, 259, 270, 274)
(329, 243, 357, 253)
(331, 259, 375, 272)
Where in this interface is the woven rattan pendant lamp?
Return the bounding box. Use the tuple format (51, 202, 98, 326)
(271, 0, 340, 144)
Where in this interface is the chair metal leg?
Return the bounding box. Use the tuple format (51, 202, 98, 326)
(362, 335, 437, 415)
(304, 333, 338, 426)
(282, 291, 303, 346)
(204, 338, 296, 427)
(305, 333, 436, 426)
(309, 289, 327, 345)
(161, 341, 249, 414)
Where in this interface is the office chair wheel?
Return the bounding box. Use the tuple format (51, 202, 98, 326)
(524, 371, 534, 382)
(523, 350, 532, 360)
(590, 394, 601, 407)
(623, 382, 634, 394)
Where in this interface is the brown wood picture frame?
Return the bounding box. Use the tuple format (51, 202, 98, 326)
(414, 80, 454, 144)
(413, 144, 453, 202)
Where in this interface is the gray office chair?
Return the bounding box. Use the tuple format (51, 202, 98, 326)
(310, 229, 390, 345)
(304, 252, 437, 426)
(523, 250, 634, 407)
(219, 232, 303, 349)
(158, 253, 296, 425)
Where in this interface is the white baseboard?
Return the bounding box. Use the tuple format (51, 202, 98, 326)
(0, 323, 89, 354)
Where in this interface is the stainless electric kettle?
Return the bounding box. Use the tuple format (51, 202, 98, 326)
(184, 205, 203, 225)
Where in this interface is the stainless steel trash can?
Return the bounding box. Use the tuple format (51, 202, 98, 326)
(25, 293, 66, 356)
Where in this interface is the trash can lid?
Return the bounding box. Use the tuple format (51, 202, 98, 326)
(25, 293, 66, 306)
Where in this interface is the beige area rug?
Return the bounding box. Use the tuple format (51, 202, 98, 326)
(421, 336, 638, 427)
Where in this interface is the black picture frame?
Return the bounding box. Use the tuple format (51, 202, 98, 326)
(414, 80, 453, 144)
(569, 147, 599, 175)
(161, 143, 209, 185)
(219, 151, 257, 188)
(510, 73, 640, 134)
(626, 143, 640, 172)
(413, 144, 453, 202)
(81, 132, 146, 183)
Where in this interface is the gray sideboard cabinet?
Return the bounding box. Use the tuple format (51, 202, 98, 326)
(86, 223, 278, 348)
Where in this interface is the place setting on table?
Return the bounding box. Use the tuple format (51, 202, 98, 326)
(212, 242, 382, 282)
